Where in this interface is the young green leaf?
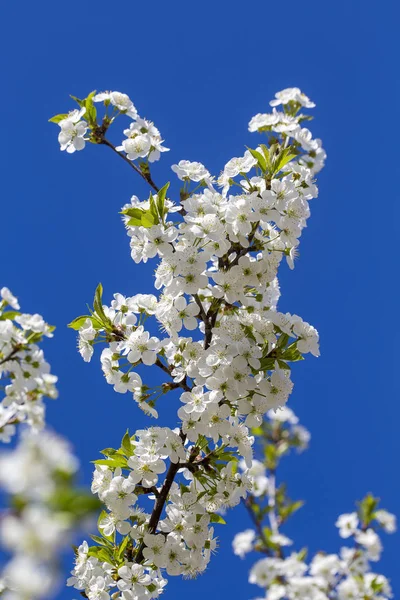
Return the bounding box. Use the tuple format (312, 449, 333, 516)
(247, 148, 267, 172)
(209, 513, 226, 525)
(48, 113, 68, 124)
(67, 316, 92, 330)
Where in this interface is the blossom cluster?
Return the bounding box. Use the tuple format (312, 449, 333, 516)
(232, 409, 396, 600)
(69, 425, 251, 598)
(0, 287, 57, 442)
(51, 90, 168, 162)
(0, 288, 100, 599)
(0, 430, 98, 600)
(52, 86, 327, 594)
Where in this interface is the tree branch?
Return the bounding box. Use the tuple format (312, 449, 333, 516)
(155, 358, 191, 392)
(100, 138, 159, 193)
(135, 431, 186, 563)
(0, 344, 22, 367)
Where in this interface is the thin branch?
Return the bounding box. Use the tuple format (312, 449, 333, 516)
(0, 345, 22, 367)
(155, 358, 191, 392)
(101, 138, 159, 193)
(135, 485, 161, 499)
(268, 470, 279, 534)
(243, 497, 271, 554)
(135, 431, 186, 563)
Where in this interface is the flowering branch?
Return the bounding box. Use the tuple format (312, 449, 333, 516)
(50, 86, 328, 599)
(233, 409, 396, 599)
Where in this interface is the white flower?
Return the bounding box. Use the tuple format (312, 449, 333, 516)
(118, 134, 151, 161)
(179, 386, 214, 420)
(294, 127, 319, 152)
(94, 90, 138, 118)
(172, 160, 211, 182)
(375, 509, 397, 533)
(1, 287, 20, 310)
(270, 87, 315, 108)
(142, 533, 166, 568)
(232, 529, 255, 558)
(58, 108, 87, 153)
(355, 528, 383, 561)
(117, 563, 151, 593)
(248, 111, 280, 132)
(335, 512, 359, 538)
(218, 150, 257, 194)
(126, 326, 160, 366)
(128, 454, 166, 488)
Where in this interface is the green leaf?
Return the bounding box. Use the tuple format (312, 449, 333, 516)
(67, 316, 92, 330)
(265, 444, 277, 470)
(70, 95, 85, 108)
(281, 344, 304, 362)
(85, 90, 97, 126)
(280, 500, 304, 521)
(259, 357, 275, 371)
(141, 211, 156, 228)
(297, 547, 308, 561)
(149, 193, 160, 224)
(93, 456, 128, 469)
(276, 333, 290, 349)
(100, 447, 118, 457)
(93, 283, 109, 324)
(26, 332, 44, 344)
(214, 450, 237, 462)
(90, 534, 112, 548)
(156, 182, 170, 217)
(0, 311, 21, 321)
(247, 148, 267, 172)
(127, 216, 143, 227)
(97, 509, 108, 529)
(117, 535, 130, 559)
(121, 430, 133, 457)
(358, 493, 380, 526)
(125, 208, 146, 226)
(273, 148, 298, 174)
(277, 360, 291, 371)
(259, 144, 272, 171)
(48, 113, 68, 124)
(209, 513, 226, 525)
(87, 546, 114, 562)
(179, 483, 190, 495)
(49, 488, 101, 518)
(121, 207, 145, 218)
(156, 182, 170, 223)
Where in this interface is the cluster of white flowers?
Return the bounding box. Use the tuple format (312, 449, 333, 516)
(232, 409, 396, 600)
(53, 86, 328, 595)
(0, 430, 89, 600)
(246, 508, 396, 600)
(0, 287, 57, 442)
(53, 90, 168, 163)
(68, 424, 250, 598)
(0, 288, 100, 599)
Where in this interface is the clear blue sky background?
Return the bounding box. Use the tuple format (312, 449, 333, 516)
(1, 0, 398, 597)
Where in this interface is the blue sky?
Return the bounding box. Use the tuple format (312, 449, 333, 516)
(1, 0, 399, 597)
